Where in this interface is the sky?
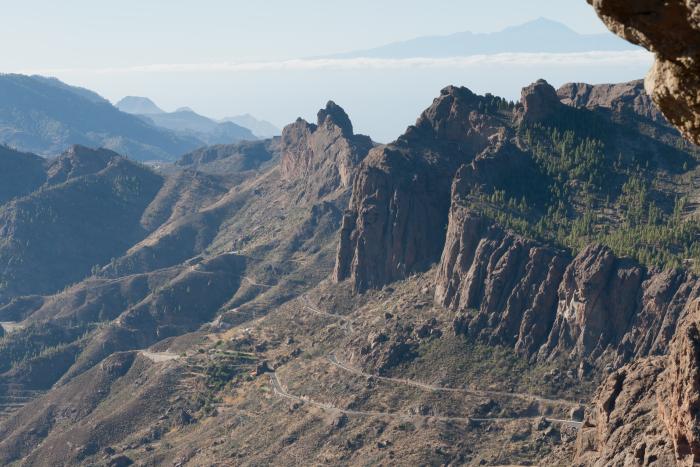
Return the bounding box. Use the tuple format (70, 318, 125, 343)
(2, 0, 652, 142)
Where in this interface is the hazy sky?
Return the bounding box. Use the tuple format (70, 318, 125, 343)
(4, 0, 608, 67)
(2, 0, 651, 142)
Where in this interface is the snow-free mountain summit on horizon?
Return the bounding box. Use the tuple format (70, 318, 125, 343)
(116, 97, 280, 140)
(327, 17, 639, 59)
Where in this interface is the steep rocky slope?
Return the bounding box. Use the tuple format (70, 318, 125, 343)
(280, 101, 373, 200)
(336, 78, 697, 293)
(0, 101, 371, 462)
(574, 8, 700, 463)
(1, 81, 700, 465)
(573, 300, 700, 466)
(333, 78, 700, 464)
(335, 86, 510, 291)
(436, 165, 699, 370)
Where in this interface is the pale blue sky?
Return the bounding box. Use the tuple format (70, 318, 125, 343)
(4, 0, 607, 68)
(2, 1, 649, 142)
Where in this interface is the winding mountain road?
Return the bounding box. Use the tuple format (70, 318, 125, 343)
(326, 355, 580, 409)
(301, 296, 354, 333)
(269, 371, 582, 428)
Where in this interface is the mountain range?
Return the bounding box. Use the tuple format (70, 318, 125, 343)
(115, 97, 280, 144)
(0, 74, 204, 162)
(0, 76, 268, 162)
(220, 114, 280, 139)
(0, 75, 697, 465)
(330, 18, 639, 59)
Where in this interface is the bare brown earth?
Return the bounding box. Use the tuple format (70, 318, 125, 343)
(0, 82, 699, 465)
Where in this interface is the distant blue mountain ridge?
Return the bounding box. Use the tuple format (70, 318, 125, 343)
(0, 75, 263, 161)
(327, 18, 639, 59)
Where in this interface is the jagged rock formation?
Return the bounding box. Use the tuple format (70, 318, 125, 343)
(336, 76, 693, 294)
(2, 77, 699, 465)
(659, 304, 700, 464)
(574, 300, 700, 466)
(573, 357, 676, 466)
(436, 200, 699, 368)
(332, 78, 700, 373)
(334, 86, 509, 291)
(280, 101, 372, 199)
(515, 78, 562, 123)
(0, 99, 364, 419)
(587, 0, 700, 144)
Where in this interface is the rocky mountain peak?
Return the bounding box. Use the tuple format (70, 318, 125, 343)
(334, 86, 515, 292)
(46, 145, 121, 185)
(317, 100, 354, 136)
(516, 79, 561, 123)
(279, 102, 372, 198)
(409, 85, 486, 141)
(115, 96, 164, 115)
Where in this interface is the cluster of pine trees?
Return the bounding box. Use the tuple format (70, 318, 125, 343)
(468, 123, 700, 272)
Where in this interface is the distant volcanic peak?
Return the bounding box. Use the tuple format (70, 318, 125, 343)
(115, 96, 165, 115)
(317, 101, 354, 136)
(518, 78, 562, 123)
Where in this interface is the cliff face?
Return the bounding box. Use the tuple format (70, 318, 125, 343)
(574, 301, 700, 466)
(434, 122, 698, 367)
(279, 101, 373, 199)
(436, 198, 699, 368)
(334, 86, 509, 291)
(573, 356, 676, 466)
(659, 306, 700, 465)
(327, 78, 700, 465)
(587, 0, 700, 144)
(335, 77, 699, 369)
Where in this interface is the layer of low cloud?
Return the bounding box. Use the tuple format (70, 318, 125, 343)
(24, 51, 652, 75)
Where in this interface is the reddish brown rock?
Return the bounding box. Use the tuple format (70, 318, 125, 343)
(573, 357, 675, 466)
(436, 198, 699, 367)
(515, 79, 562, 123)
(435, 149, 700, 367)
(334, 86, 509, 292)
(542, 244, 644, 363)
(574, 300, 700, 466)
(657, 302, 700, 465)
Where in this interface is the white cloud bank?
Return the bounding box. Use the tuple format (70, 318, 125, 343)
(25, 51, 652, 75)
